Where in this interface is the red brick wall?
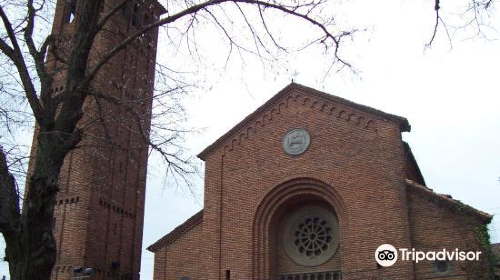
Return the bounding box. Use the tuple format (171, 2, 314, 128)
(153, 223, 206, 280)
(407, 186, 491, 280)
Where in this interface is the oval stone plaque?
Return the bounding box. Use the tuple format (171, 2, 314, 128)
(283, 128, 310, 156)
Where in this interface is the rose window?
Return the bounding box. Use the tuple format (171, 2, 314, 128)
(294, 216, 333, 257)
(283, 205, 339, 266)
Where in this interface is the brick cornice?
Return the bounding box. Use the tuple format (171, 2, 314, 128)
(198, 82, 410, 160)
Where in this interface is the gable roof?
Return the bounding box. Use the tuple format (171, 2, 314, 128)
(198, 83, 410, 160)
(147, 210, 203, 252)
(406, 179, 492, 224)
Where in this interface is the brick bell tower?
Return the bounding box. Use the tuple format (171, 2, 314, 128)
(38, 1, 166, 280)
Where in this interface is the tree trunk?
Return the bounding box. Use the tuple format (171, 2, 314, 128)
(8, 179, 58, 280)
(4, 130, 72, 280)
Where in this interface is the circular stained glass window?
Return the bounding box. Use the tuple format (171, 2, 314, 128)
(283, 205, 339, 266)
(294, 216, 333, 257)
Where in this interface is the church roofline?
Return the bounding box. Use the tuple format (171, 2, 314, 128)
(406, 179, 492, 224)
(198, 82, 411, 160)
(403, 142, 426, 186)
(147, 210, 203, 252)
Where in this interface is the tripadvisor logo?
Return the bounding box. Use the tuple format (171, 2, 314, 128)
(375, 244, 398, 267)
(375, 244, 482, 267)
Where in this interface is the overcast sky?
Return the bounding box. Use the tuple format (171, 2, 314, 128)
(1, 0, 500, 279)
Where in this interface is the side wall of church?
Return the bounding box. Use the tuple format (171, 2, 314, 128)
(202, 89, 415, 280)
(407, 187, 492, 280)
(153, 223, 205, 280)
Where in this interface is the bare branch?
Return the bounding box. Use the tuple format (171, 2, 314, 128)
(427, 0, 496, 46)
(427, 0, 441, 46)
(82, 0, 354, 94)
(0, 5, 44, 124)
(257, 4, 287, 52)
(85, 85, 199, 189)
(25, 0, 54, 116)
(0, 36, 15, 60)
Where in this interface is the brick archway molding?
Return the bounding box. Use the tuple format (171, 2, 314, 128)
(252, 177, 349, 279)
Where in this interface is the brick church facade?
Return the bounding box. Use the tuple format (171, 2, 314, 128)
(28, 0, 165, 279)
(148, 83, 493, 280)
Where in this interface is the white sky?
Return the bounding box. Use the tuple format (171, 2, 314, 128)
(2, 0, 500, 279)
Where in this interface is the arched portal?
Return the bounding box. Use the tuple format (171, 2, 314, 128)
(252, 177, 348, 280)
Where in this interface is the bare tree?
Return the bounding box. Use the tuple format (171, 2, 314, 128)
(0, 0, 496, 280)
(428, 0, 496, 46)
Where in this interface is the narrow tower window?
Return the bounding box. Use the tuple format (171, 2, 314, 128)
(225, 270, 230, 280)
(143, 13, 151, 26)
(64, 0, 76, 23)
(121, 2, 131, 19)
(132, 3, 141, 27)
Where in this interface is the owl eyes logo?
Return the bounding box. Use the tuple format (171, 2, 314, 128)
(378, 250, 396, 261)
(375, 244, 398, 267)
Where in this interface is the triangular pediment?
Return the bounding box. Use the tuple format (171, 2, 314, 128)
(198, 83, 410, 160)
